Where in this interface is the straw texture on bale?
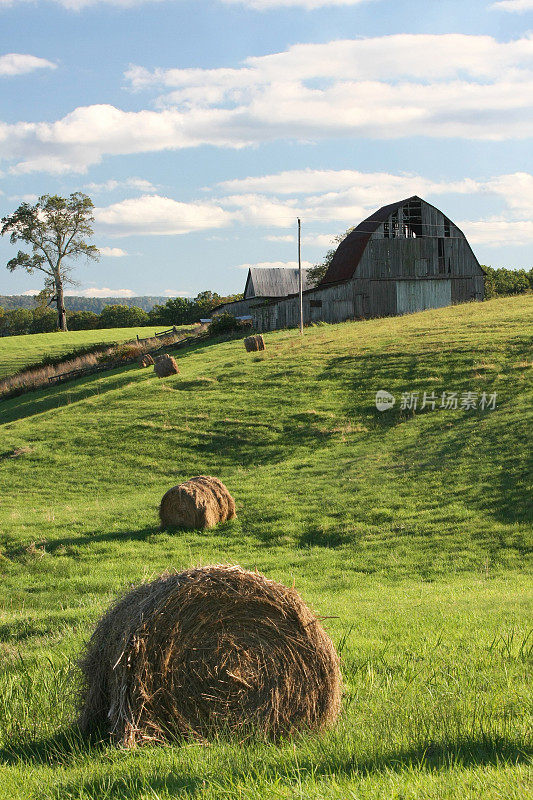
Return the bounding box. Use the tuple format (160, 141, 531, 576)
(244, 334, 265, 352)
(139, 354, 155, 368)
(78, 565, 342, 747)
(159, 475, 236, 529)
(154, 354, 179, 377)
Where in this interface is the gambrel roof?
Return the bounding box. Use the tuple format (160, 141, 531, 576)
(320, 197, 417, 285)
(244, 267, 313, 299)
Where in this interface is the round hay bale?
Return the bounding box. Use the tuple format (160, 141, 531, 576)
(159, 475, 236, 529)
(78, 564, 342, 746)
(154, 354, 179, 378)
(244, 334, 265, 353)
(139, 354, 155, 368)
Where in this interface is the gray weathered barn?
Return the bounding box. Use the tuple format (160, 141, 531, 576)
(212, 266, 313, 318)
(215, 197, 485, 331)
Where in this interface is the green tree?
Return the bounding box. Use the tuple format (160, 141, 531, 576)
(193, 290, 222, 316)
(482, 266, 531, 299)
(1, 193, 99, 332)
(29, 308, 58, 334)
(149, 297, 195, 326)
(307, 228, 354, 287)
(99, 304, 149, 328)
(1, 308, 33, 335)
(68, 310, 100, 330)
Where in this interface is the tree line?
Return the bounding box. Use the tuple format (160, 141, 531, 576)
(482, 266, 533, 299)
(0, 295, 171, 313)
(0, 290, 243, 336)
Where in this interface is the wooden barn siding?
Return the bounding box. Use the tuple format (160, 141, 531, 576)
(357, 236, 480, 280)
(252, 282, 361, 332)
(212, 299, 257, 317)
(252, 275, 483, 332)
(452, 276, 485, 303)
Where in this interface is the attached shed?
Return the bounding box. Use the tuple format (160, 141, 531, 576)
(212, 266, 312, 317)
(251, 196, 485, 332)
(244, 267, 313, 299)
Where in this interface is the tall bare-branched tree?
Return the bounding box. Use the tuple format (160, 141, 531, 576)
(307, 227, 355, 287)
(1, 193, 99, 331)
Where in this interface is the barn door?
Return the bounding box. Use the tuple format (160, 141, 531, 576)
(396, 280, 452, 314)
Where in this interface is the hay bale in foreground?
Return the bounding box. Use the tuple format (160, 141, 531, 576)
(139, 354, 155, 368)
(159, 475, 236, 529)
(244, 334, 265, 352)
(154, 354, 179, 377)
(78, 564, 341, 746)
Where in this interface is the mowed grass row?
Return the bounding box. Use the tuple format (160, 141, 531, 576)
(0, 324, 188, 379)
(0, 295, 531, 799)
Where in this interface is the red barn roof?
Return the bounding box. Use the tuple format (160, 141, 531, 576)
(320, 196, 421, 286)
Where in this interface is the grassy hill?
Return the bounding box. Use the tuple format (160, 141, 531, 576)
(0, 296, 531, 799)
(0, 325, 188, 379)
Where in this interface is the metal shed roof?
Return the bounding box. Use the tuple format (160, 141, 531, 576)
(244, 267, 313, 299)
(319, 196, 420, 286)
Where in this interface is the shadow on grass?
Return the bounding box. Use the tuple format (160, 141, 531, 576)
(3, 526, 158, 560)
(322, 341, 533, 526)
(4, 519, 241, 563)
(5, 733, 530, 797)
(0, 727, 106, 766)
(0, 364, 142, 425)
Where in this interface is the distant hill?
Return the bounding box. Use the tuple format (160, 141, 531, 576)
(0, 295, 169, 312)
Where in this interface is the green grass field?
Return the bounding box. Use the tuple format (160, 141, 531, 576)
(0, 325, 187, 379)
(0, 296, 531, 799)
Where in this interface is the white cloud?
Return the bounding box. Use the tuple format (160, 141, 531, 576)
(460, 218, 533, 246)
(265, 234, 295, 242)
(235, 260, 313, 269)
(491, 1, 533, 11)
(216, 169, 533, 222)
(0, 0, 375, 10)
(21, 289, 39, 296)
(98, 246, 128, 257)
(94, 194, 233, 236)
(64, 287, 137, 297)
(0, 0, 166, 8)
(0, 53, 56, 77)
(305, 233, 338, 248)
(83, 169, 532, 244)
(0, 0, 374, 7)
(2, 35, 532, 174)
(8, 193, 38, 203)
(481, 172, 533, 216)
(221, 0, 376, 8)
(220, 194, 298, 228)
(217, 169, 475, 196)
(84, 177, 158, 193)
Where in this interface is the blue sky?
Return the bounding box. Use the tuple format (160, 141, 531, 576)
(1, 0, 532, 299)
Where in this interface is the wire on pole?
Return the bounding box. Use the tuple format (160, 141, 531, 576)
(298, 217, 303, 336)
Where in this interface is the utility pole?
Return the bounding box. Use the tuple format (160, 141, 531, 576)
(298, 217, 303, 336)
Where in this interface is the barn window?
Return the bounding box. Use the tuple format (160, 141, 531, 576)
(310, 300, 322, 308)
(402, 199, 423, 238)
(438, 238, 446, 273)
(444, 217, 451, 238)
(384, 221, 390, 238)
(391, 210, 400, 238)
